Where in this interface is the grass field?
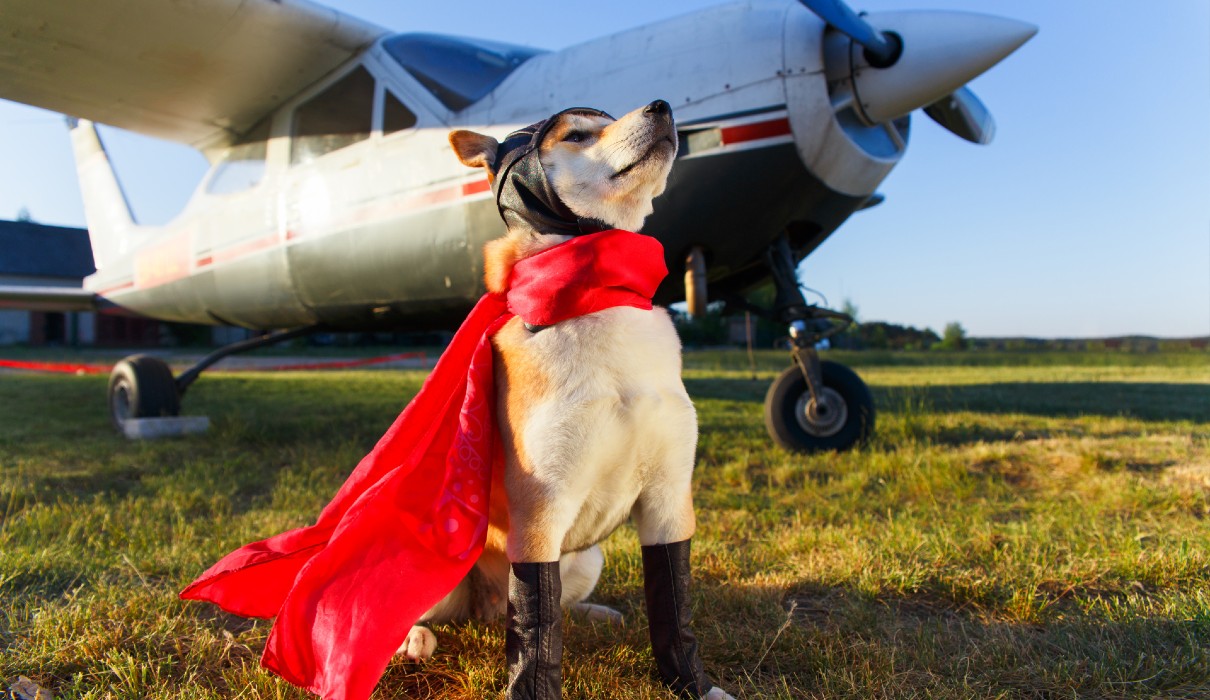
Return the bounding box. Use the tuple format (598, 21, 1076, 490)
(2, 349, 1208, 698)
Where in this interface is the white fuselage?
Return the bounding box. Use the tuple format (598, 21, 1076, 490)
(70, 1, 1031, 331)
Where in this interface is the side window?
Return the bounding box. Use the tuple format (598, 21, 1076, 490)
(206, 120, 270, 195)
(291, 66, 374, 165)
(383, 90, 418, 135)
(206, 140, 267, 195)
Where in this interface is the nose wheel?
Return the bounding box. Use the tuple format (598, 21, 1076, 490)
(765, 359, 873, 452)
(756, 233, 876, 452)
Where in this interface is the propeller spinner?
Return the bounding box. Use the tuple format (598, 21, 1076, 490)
(801, 0, 1036, 144)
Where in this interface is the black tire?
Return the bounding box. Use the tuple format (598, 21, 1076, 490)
(764, 360, 875, 453)
(108, 354, 180, 431)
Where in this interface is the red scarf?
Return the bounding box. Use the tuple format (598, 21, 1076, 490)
(180, 229, 668, 700)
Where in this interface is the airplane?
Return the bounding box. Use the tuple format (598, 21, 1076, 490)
(0, 0, 1035, 452)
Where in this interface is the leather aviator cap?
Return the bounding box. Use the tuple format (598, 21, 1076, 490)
(491, 107, 615, 237)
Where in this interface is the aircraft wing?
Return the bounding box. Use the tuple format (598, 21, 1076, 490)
(0, 0, 387, 150)
(0, 285, 99, 312)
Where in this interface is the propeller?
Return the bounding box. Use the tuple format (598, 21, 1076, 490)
(798, 0, 1034, 145)
(795, 0, 901, 67)
(923, 86, 995, 145)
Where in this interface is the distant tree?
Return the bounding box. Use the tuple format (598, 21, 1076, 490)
(670, 302, 729, 347)
(830, 316, 940, 351)
(16, 206, 33, 222)
(908, 327, 942, 350)
(922, 328, 941, 350)
(864, 323, 889, 350)
(824, 298, 858, 348)
(855, 321, 939, 350)
(841, 298, 859, 323)
(937, 322, 968, 351)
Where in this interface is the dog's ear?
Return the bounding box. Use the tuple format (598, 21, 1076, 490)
(449, 130, 499, 172)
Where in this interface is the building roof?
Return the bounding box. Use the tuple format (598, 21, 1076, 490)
(0, 219, 96, 279)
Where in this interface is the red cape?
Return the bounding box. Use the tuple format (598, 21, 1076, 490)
(181, 229, 668, 700)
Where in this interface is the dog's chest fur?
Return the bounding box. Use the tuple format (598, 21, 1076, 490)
(492, 304, 697, 555)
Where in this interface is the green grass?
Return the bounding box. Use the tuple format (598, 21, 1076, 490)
(2, 350, 1209, 698)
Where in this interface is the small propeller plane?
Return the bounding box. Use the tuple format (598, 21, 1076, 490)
(0, 0, 1035, 452)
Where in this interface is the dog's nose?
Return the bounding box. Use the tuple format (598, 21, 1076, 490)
(644, 99, 671, 116)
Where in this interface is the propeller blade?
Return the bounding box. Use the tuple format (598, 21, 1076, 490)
(798, 0, 900, 66)
(924, 86, 996, 144)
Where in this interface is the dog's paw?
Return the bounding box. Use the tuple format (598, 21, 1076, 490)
(703, 687, 736, 700)
(570, 602, 624, 626)
(397, 624, 437, 662)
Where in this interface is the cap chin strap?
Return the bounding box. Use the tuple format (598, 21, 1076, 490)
(492, 107, 616, 238)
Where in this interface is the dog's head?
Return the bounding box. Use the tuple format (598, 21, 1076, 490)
(450, 100, 677, 236)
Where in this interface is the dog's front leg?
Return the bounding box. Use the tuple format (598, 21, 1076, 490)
(506, 561, 562, 700)
(635, 490, 733, 699)
(641, 539, 713, 698)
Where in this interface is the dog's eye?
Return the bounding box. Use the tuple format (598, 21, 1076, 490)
(563, 131, 588, 143)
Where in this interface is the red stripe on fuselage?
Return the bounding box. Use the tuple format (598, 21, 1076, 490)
(720, 118, 792, 145)
(461, 179, 490, 196)
(97, 280, 134, 296)
(197, 232, 278, 268)
(134, 232, 192, 289)
(407, 186, 460, 208)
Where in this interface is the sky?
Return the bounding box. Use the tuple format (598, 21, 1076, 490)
(1, 0, 1207, 338)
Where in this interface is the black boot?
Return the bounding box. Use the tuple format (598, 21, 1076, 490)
(642, 539, 713, 698)
(506, 561, 563, 700)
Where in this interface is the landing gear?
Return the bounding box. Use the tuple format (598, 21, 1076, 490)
(106, 325, 322, 433)
(759, 233, 875, 452)
(684, 246, 708, 318)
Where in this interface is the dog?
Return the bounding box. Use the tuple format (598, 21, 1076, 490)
(396, 101, 733, 700)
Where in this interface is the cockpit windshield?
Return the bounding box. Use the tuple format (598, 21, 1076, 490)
(382, 33, 546, 112)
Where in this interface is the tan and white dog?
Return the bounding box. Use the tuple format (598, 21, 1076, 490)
(399, 101, 732, 700)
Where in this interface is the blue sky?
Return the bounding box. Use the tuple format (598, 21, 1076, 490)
(1, 0, 1207, 338)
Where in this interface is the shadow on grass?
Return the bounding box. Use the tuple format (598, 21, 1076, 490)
(32, 466, 145, 500)
(685, 378, 1210, 423)
(880, 383, 1210, 423)
(772, 582, 1210, 697)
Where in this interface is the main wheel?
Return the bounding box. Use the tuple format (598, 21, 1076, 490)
(764, 360, 874, 453)
(108, 354, 180, 431)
